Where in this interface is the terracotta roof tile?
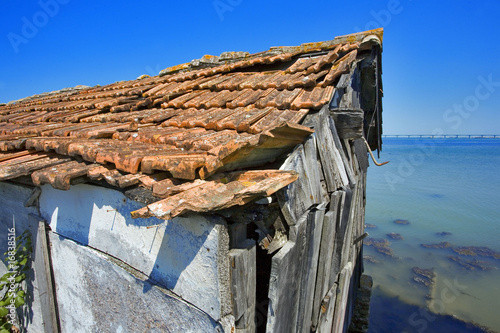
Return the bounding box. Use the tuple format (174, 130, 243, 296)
(0, 29, 383, 217)
(197, 74, 235, 91)
(285, 57, 316, 74)
(291, 86, 335, 110)
(185, 91, 221, 109)
(216, 74, 253, 91)
(322, 49, 358, 87)
(226, 89, 273, 109)
(203, 90, 246, 109)
(264, 88, 302, 109)
(139, 108, 182, 124)
(131, 170, 298, 220)
(31, 160, 98, 190)
(166, 90, 205, 108)
(162, 108, 211, 128)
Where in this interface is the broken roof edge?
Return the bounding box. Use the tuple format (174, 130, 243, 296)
(157, 28, 383, 77)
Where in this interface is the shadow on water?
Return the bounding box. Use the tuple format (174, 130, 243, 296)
(368, 287, 497, 333)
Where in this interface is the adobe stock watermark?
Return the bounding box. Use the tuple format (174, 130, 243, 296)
(408, 277, 468, 333)
(384, 139, 436, 192)
(442, 74, 500, 130)
(384, 73, 499, 192)
(4, 220, 19, 328)
(354, 0, 413, 32)
(213, 0, 242, 21)
(145, 64, 163, 78)
(7, 0, 70, 54)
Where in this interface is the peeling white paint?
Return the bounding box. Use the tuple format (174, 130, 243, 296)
(39, 184, 226, 320)
(49, 233, 223, 332)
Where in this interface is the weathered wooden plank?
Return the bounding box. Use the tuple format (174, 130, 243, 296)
(229, 239, 256, 333)
(332, 262, 353, 333)
(330, 69, 362, 113)
(229, 222, 247, 249)
(353, 138, 368, 174)
(330, 110, 364, 140)
(311, 203, 339, 331)
(277, 145, 315, 226)
(296, 206, 326, 332)
(328, 116, 357, 187)
(340, 185, 359, 271)
(343, 138, 354, 172)
(313, 106, 349, 192)
(329, 188, 351, 289)
(34, 221, 60, 333)
(266, 212, 309, 333)
(303, 133, 323, 205)
(316, 283, 338, 333)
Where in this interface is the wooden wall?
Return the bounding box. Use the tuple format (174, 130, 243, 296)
(264, 105, 369, 333)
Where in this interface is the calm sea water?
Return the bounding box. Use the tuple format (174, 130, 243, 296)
(363, 138, 500, 333)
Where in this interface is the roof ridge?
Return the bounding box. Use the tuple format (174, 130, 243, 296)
(157, 28, 383, 77)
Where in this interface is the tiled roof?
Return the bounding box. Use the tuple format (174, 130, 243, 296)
(0, 29, 383, 219)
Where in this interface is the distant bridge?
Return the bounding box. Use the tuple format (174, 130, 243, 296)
(382, 135, 499, 139)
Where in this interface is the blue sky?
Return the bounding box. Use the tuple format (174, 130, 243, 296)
(1, 0, 499, 135)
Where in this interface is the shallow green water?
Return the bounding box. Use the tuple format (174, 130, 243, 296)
(364, 138, 500, 332)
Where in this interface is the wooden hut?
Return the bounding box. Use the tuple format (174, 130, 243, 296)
(0, 28, 383, 332)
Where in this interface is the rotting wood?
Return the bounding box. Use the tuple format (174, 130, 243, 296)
(353, 138, 369, 173)
(329, 69, 364, 140)
(266, 212, 309, 333)
(34, 221, 61, 333)
(316, 283, 338, 333)
(302, 133, 323, 205)
(329, 188, 351, 288)
(311, 106, 349, 191)
(277, 145, 315, 226)
(328, 115, 357, 187)
(296, 205, 326, 333)
(340, 184, 359, 272)
(331, 110, 364, 140)
(229, 240, 256, 333)
(24, 186, 41, 207)
(311, 208, 338, 331)
(332, 262, 353, 333)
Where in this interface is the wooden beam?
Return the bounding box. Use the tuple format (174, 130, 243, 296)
(296, 206, 326, 332)
(277, 145, 315, 226)
(229, 240, 256, 333)
(266, 212, 309, 332)
(316, 283, 338, 333)
(332, 262, 354, 333)
(34, 221, 60, 333)
(311, 207, 339, 331)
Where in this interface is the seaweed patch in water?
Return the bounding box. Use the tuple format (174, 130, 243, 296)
(394, 219, 410, 225)
(448, 255, 496, 271)
(421, 241, 452, 249)
(387, 232, 403, 240)
(436, 231, 452, 237)
(452, 246, 500, 259)
(412, 266, 436, 288)
(363, 255, 379, 264)
(364, 237, 396, 257)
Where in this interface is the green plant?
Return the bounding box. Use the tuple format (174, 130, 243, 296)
(0, 230, 32, 333)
